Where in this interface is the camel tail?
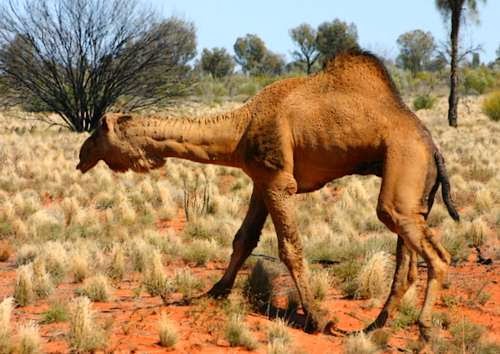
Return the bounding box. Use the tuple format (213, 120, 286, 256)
(434, 151, 460, 221)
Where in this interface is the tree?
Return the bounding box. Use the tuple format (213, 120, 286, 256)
(435, 0, 486, 127)
(396, 30, 436, 77)
(259, 52, 286, 76)
(316, 19, 359, 65)
(289, 23, 319, 74)
(233, 34, 284, 76)
(233, 34, 267, 74)
(0, 0, 196, 132)
(199, 47, 235, 78)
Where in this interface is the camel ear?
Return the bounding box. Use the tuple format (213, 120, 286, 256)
(101, 114, 114, 132)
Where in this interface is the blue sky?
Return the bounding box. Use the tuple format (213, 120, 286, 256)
(154, 0, 499, 63)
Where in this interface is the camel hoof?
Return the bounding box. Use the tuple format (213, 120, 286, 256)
(303, 318, 321, 334)
(205, 283, 232, 299)
(323, 320, 346, 337)
(418, 322, 433, 342)
(364, 310, 388, 333)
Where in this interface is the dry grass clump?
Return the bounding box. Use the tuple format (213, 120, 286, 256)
(40, 241, 68, 285)
(158, 313, 178, 348)
(129, 238, 153, 273)
(107, 245, 126, 281)
(344, 332, 379, 354)
(182, 239, 221, 266)
(0, 297, 14, 354)
(77, 274, 113, 302)
(143, 251, 173, 299)
(70, 253, 90, 283)
(225, 314, 258, 350)
(31, 257, 54, 299)
(173, 268, 203, 300)
(16, 245, 38, 266)
(16, 321, 42, 354)
(68, 296, 106, 352)
(310, 269, 331, 301)
(14, 265, 34, 307)
(356, 252, 393, 303)
(267, 318, 292, 347)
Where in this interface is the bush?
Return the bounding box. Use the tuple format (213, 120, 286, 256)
(462, 68, 495, 95)
(413, 94, 436, 111)
(482, 91, 500, 122)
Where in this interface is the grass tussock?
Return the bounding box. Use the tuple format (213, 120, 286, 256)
(267, 318, 292, 346)
(14, 265, 34, 307)
(16, 321, 42, 354)
(356, 251, 392, 302)
(76, 274, 113, 302)
(143, 251, 173, 299)
(173, 268, 203, 300)
(344, 332, 380, 354)
(68, 296, 106, 352)
(224, 314, 258, 350)
(158, 313, 178, 348)
(0, 297, 14, 354)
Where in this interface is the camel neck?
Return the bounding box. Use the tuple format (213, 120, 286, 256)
(116, 108, 250, 167)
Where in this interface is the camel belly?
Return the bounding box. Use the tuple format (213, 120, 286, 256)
(292, 145, 383, 193)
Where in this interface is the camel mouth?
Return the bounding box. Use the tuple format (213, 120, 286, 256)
(76, 160, 97, 174)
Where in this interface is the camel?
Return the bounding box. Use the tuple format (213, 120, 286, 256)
(77, 50, 459, 341)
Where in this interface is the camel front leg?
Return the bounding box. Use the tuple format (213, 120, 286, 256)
(261, 176, 325, 333)
(207, 188, 268, 298)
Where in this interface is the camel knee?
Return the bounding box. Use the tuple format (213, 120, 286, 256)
(376, 202, 398, 232)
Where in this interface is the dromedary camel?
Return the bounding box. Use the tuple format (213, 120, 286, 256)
(77, 50, 459, 341)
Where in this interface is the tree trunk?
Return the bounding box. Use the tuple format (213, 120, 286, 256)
(448, 4, 462, 128)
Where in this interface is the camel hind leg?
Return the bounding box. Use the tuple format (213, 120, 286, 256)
(375, 146, 450, 340)
(365, 238, 418, 331)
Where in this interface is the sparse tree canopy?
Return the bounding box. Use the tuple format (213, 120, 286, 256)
(316, 19, 359, 65)
(289, 23, 319, 74)
(199, 47, 235, 78)
(396, 30, 436, 76)
(435, 0, 486, 127)
(0, 0, 197, 132)
(233, 34, 267, 74)
(233, 34, 284, 76)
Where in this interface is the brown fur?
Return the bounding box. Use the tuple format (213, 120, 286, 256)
(77, 50, 459, 340)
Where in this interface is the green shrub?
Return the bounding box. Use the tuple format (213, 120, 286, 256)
(482, 91, 500, 122)
(413, 94, 436, 111)
(40, 301, 69, 324)
(463, 68, 495, 95)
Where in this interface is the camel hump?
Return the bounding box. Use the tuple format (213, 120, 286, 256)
(324, 50, 402, 99)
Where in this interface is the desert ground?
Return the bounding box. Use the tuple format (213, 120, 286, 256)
(0, 96, 499, 353)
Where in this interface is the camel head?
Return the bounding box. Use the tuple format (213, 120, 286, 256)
(77, 114, 166, 174)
